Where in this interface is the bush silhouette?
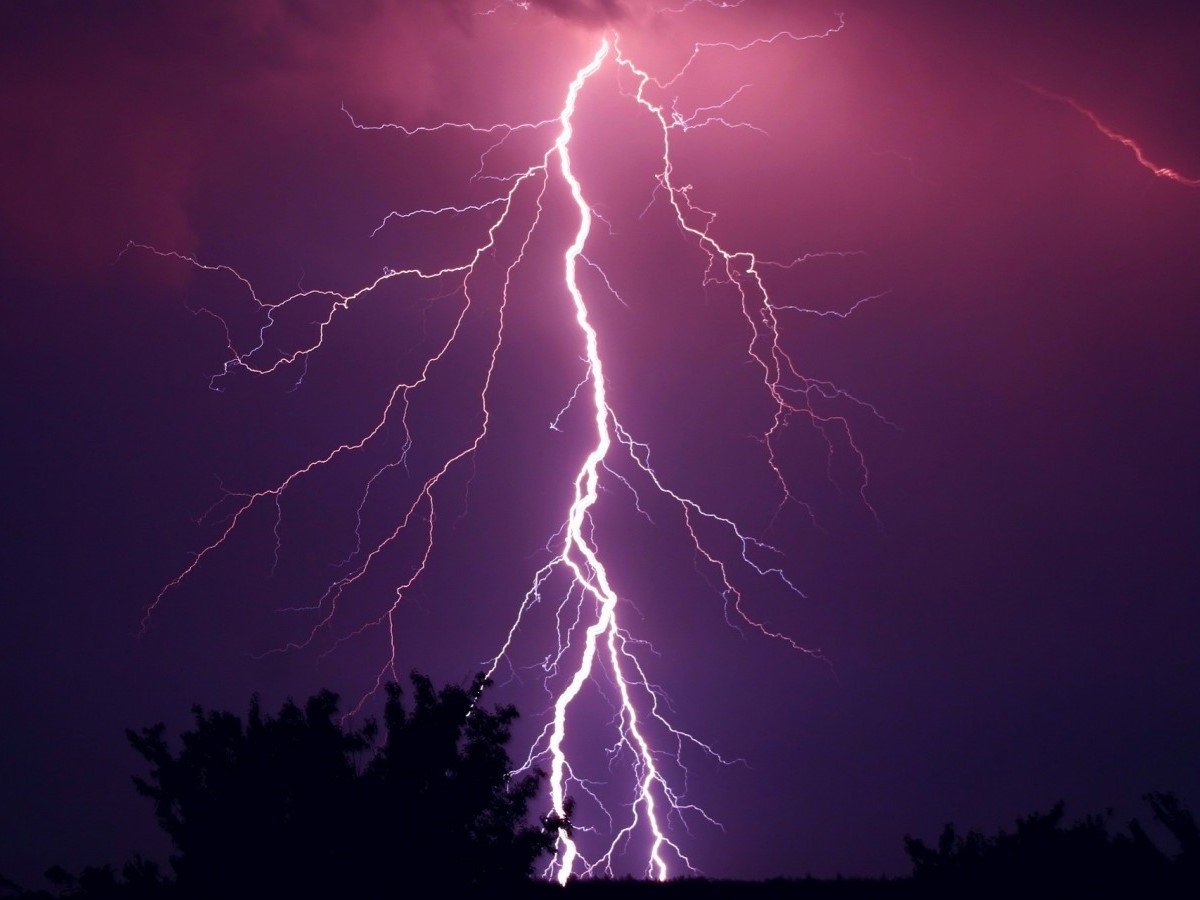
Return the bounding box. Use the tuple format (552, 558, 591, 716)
(904, 794, 1198, 897)
(125, 672, 558, 897)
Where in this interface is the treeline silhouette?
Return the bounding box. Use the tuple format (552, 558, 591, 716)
(3, 674, 1196, 899)
(6, 672, 562, 900)
(901, 792, 1198, 898)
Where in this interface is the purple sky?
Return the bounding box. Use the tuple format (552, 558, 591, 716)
(3, 0, 1199, 886)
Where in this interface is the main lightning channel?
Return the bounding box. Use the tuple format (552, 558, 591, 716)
(534, 36, 680, 883)
(136, 8, 871, 882)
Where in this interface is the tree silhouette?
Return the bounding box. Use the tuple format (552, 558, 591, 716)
(126, 672, 559, 897)
(36, 858, 166, 900)
(904, 795, 1199, 897)
(1144, 790, 1200, 872)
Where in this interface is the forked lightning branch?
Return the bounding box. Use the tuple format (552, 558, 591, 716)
(132, 7, 876, 882)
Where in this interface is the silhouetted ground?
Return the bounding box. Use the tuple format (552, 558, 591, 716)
(543, 876, 922, 898)
(16, 878, 1200, 900)
(0, 874, 937, 900)
(4, 682, 1194, 900)
(529, 871, 1195, 900)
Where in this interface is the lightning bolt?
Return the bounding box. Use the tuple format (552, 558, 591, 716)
(130, 5, 880, 882)
(1020, 79, 1200, 188)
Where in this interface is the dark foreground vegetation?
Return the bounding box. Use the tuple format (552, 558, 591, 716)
(3, 675, 1197, 899)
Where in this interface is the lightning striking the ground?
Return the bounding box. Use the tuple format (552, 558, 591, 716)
(131, 4, 878, 882)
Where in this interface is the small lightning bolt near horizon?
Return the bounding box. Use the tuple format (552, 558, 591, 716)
(130, 6, 880, 882)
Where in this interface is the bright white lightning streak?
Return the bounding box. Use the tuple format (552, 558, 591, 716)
(536, 37, 680, 883)
(490, 24, 877, 882)
(135, 9, 877, 883)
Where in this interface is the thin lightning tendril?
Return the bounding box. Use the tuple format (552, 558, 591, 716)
(131, 8, 880, 882)
(1019, 79, 1200, 188)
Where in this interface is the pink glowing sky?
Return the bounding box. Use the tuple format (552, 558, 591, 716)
(3, 0, 1199, 885)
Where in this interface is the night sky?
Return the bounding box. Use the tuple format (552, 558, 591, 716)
(3, 0, 1199, 886)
